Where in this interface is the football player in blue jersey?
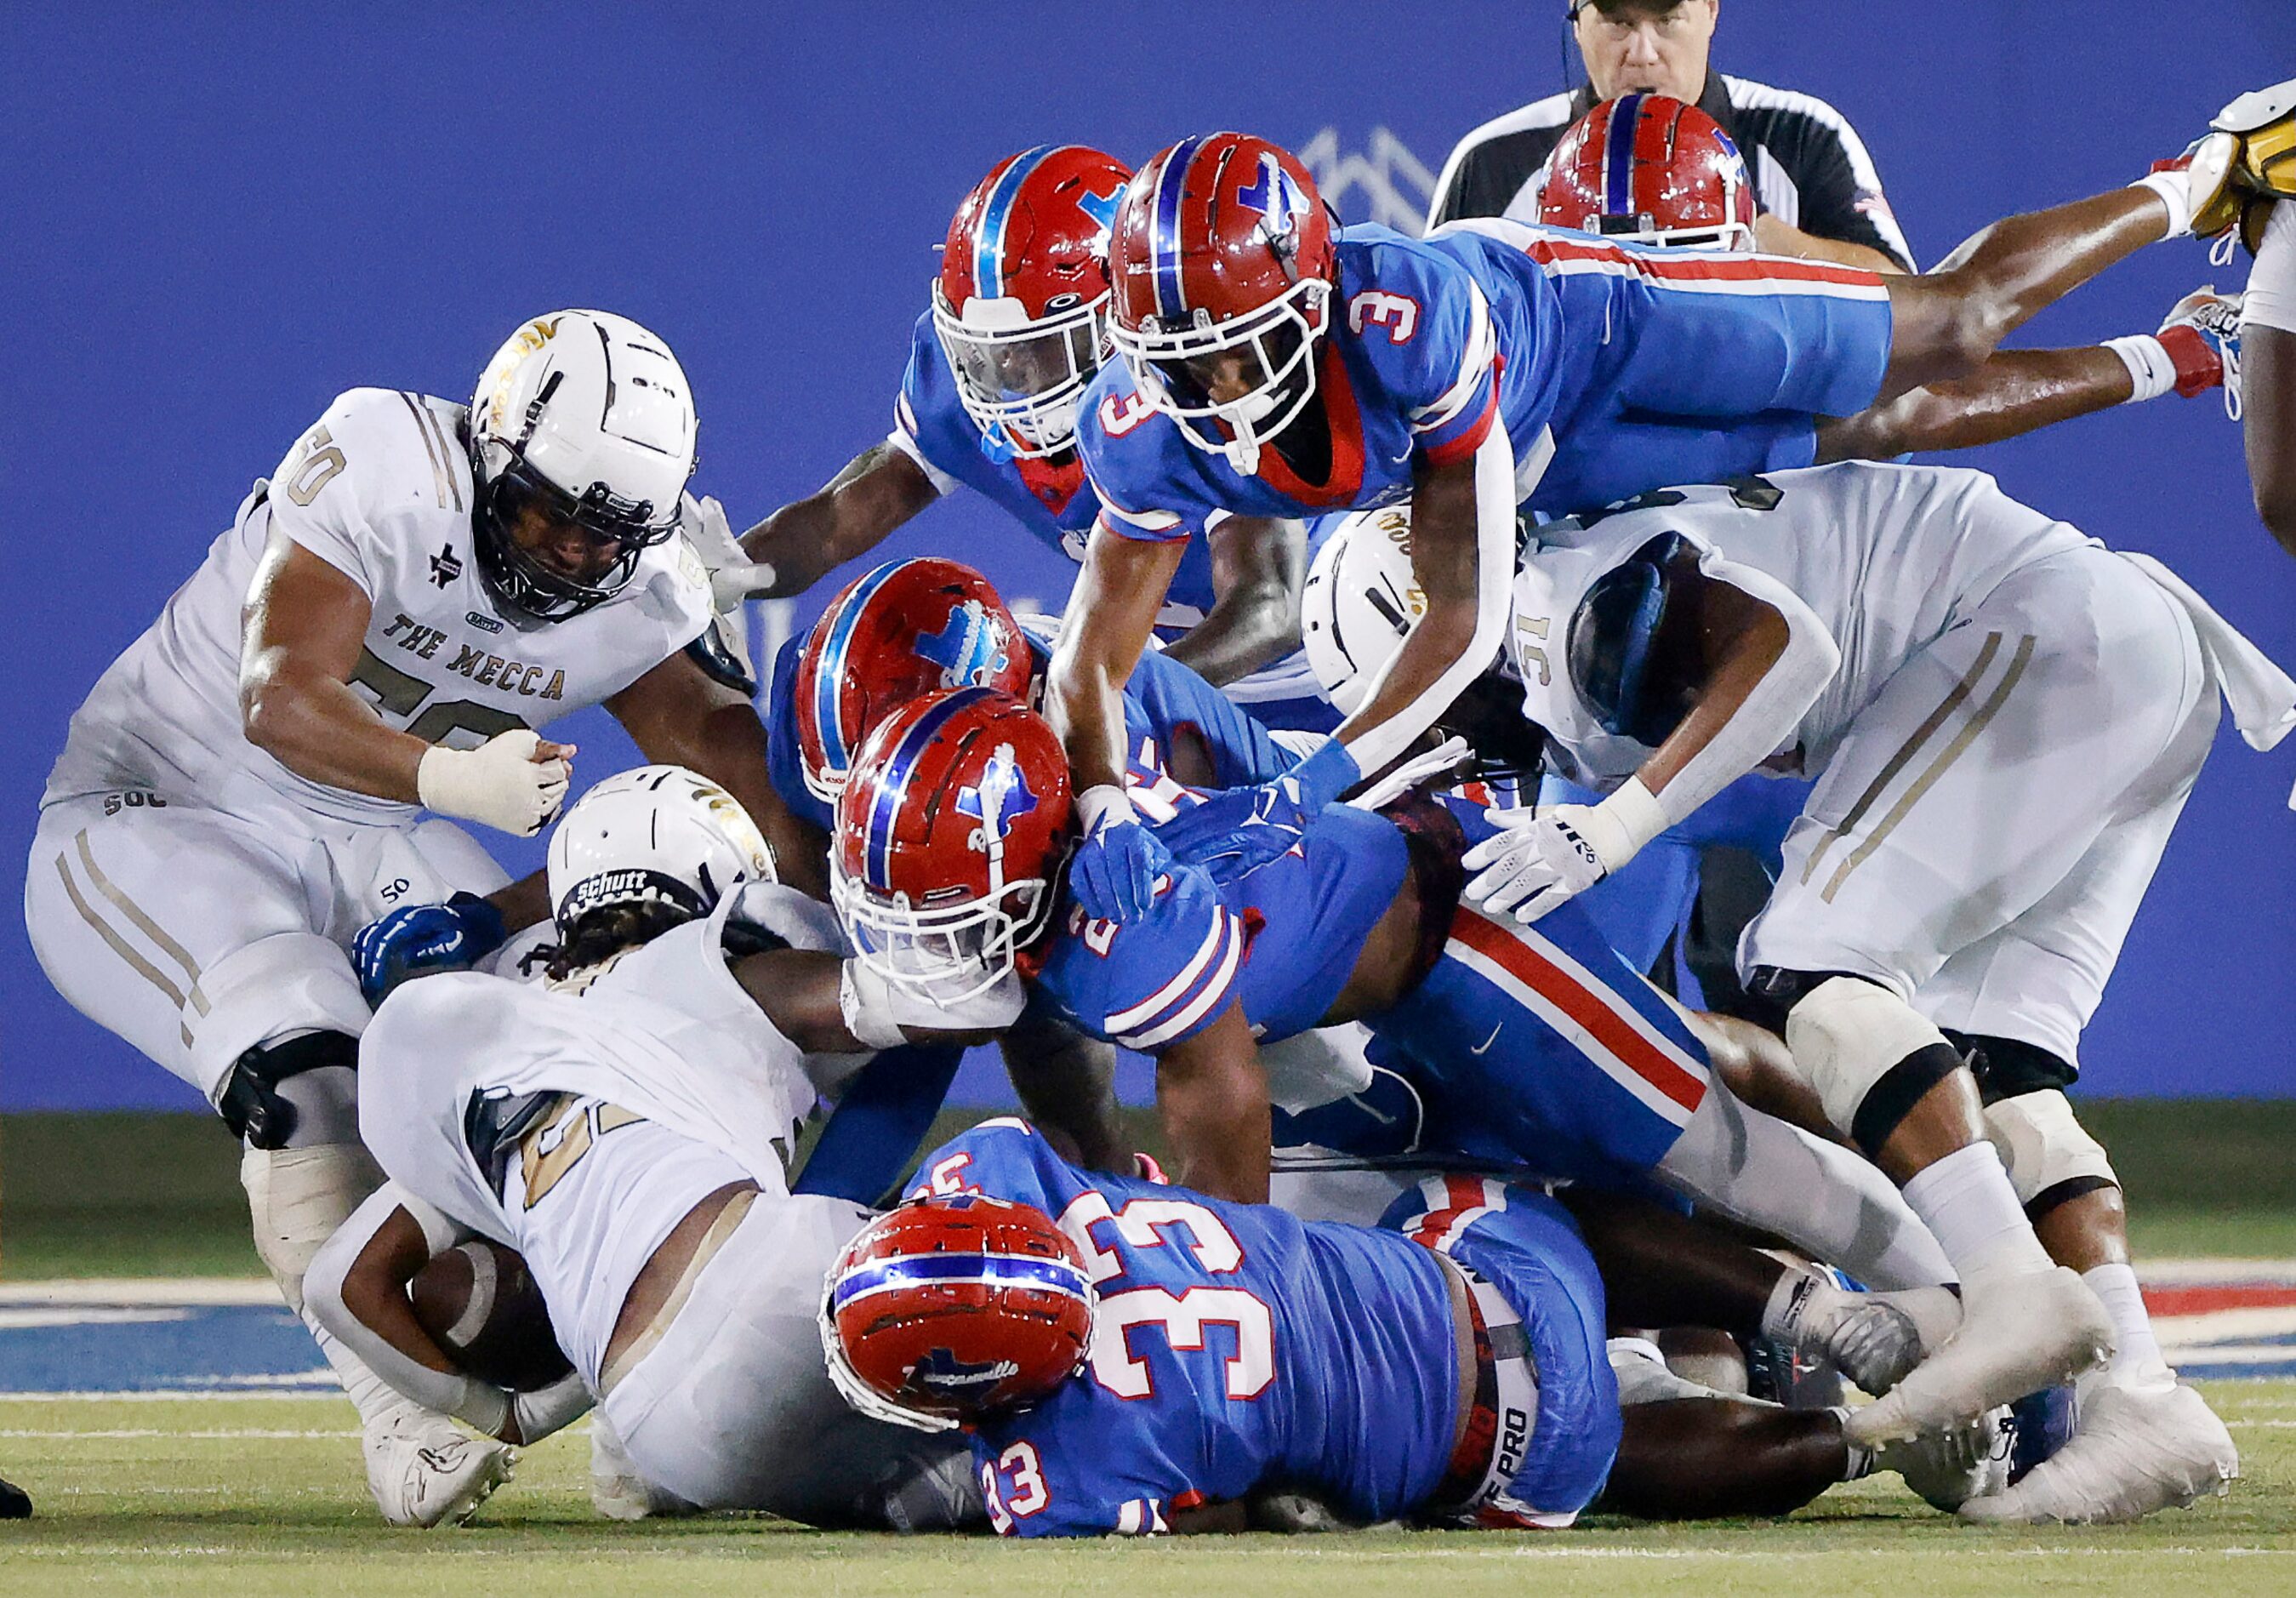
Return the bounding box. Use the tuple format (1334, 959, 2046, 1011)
(828, 688, 1968, 1387)
(1046, 125, 2253, 928)
(818, 1119, 2000, 1535)
(708, 146, 1335, 732)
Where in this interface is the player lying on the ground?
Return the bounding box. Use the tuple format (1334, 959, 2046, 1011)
(1045, 107, 2285, 929)
(821, 1118, 1999, 1536)
(829, 687, 1958, 1327)
(700, 146, 1333, 730)
(21, 309, 812, 1527)
(309, 767, 1017, 1527)
(1322, 459, 2291, 1521)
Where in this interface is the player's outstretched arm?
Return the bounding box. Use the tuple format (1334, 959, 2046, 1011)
(607, 648, 829, 901)
(1820, 347, 2137, 461)
(734, 443, 941, 599)
(1161, 516, 1308, 688)
(1151, 1001, 1270, 1204)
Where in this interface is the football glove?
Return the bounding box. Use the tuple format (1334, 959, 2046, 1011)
(352, 892, 510, 1007)
(1068, 786, 1171, 924)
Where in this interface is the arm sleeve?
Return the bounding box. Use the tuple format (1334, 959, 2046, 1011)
(303, 1184, 516, 1435)
(1641, 547, 1840, 829)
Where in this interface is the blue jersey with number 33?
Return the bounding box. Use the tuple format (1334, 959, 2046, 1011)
(911, 1119, 1460, 1536)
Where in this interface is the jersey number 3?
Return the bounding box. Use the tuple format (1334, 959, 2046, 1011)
(1347, 291, 1421, 344)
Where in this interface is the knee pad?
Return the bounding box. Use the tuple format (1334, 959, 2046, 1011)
(241, 1141, 385, 1310)
(217, 1030, 359, 1150)
(1781, 976, 1965, 1157)
(1982, 1089, 2117, 1217)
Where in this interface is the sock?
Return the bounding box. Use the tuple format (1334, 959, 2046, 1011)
(2130, 168, 2194, 237)
(2082, 1263, 2174, 1390)
(1760, 1268, 1843, 1350)
(1832, 1407, 1876, 1481)
(310, 1318, 427, 1433)
(1900, 1143, 2054, 1280)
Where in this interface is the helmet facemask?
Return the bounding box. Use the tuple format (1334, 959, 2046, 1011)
(933, 286, 1110, 459)
(832, 853, 1058, 1007)
(471, 372, 679, 624)
(1116, 277, 1330, 477)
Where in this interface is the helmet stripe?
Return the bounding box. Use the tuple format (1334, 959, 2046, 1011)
(834, 1251, 1092, 1309)
(1604, 94, 1643, 217)
(975, 145, 1058, 302)
(815, 562, 908, 780)
(1152, 134, 1211, 322)
(863, 685, 998, 890)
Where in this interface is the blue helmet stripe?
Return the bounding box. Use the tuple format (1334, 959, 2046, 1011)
(833, 1251, 1091, 1310)
(816, 561, 906, 779)
(1152, 134, 1211, 322)
(975, 145, 1057, 301)
(1605, 93, 1644, 217)
(863, 685, 996, 889)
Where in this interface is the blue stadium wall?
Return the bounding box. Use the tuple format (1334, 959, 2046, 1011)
(5, 2, 2293, 1109)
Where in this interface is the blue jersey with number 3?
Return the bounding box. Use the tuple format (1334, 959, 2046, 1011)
(912, 1119, 1460, 1536)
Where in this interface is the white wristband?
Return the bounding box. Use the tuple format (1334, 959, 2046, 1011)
(2102, 334, 2176, 403)
(1076, 785, 1137, 834)
(1582, 778, 1669, 870)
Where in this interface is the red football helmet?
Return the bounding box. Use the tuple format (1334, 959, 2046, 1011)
(832, 688, 1072, 1004)
(793, 558, 1034, 808)
(1108, 132, 1336, 473)
(1538, 94, 1756, 253)
(820, 1194, 1095, 1432)
(935, 145, 1133, 459)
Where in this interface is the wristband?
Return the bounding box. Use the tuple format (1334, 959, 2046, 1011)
(1582, 778, 1668, 870)
(2130, 169, 2193, 237)
(839, 960, 911, 1051)
(2102, 334, 2177, 402)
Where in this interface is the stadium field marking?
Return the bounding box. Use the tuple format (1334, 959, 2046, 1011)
(0, 1427, 360, 1440)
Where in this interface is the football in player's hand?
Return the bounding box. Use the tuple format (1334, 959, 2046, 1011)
(407, 1240, 573, 1391)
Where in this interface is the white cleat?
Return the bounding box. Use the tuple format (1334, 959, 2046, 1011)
(1957, 1379, 2238, 1525)
(1847, 1266, 2112, 1447)
(1877, 1407, 2009, 1512)
(363, 1413, 515, 1528)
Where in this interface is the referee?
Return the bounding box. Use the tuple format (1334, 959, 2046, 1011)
(1428, 0, 1915, 271)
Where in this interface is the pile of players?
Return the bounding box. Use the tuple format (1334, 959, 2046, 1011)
(26, 73, 2296, 1535)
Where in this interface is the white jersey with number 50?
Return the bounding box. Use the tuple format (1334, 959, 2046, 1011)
(44, 386, 715, 828)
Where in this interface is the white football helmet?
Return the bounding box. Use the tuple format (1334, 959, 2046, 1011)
(470, 311, 698, 621)
(1300, 505, 1425, 715)
(546, 765, 776, 936)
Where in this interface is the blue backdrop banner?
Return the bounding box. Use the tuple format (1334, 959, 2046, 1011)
(5, 2, 2293, 1108)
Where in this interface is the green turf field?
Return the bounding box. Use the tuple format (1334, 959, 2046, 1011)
(9, 1102, 2296, 1276)
(0, 1385, 2290, 1596)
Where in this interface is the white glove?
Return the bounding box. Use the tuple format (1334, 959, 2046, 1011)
(1461, 779, 1666, 923)
(680, 493, 774, 610)
(416, 729, 571, 836)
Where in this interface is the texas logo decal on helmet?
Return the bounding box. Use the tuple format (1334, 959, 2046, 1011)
(1108, 132, 1337, 474)
(819, 1194, 1096, 1433)
(792, 558, 1032, 807)
(1538, 94, 1757, 254)
(935, 145, 1133, 459)
(831, 688, 1072, 1006)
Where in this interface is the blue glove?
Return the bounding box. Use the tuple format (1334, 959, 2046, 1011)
(1149, 739, 1361, 885)
(1068, 786, 1171, 924)
(351, 892, 510, 1007)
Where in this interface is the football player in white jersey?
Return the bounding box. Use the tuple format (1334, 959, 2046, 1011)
(1311, 461, 2289, 1521)
(22, 310, 810, 1525)
(307, 768, 1007, 1526)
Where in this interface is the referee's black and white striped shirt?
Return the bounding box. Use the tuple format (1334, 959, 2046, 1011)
(1427, 70, 1916, 271)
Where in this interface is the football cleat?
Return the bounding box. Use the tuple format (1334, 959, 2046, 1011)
(2214, 77, 2296, 198)
(1846, 1265, 2113, 1446)
(363, 1413, 515, 1528)
(1876, 1406, 2010, 1512)
(2156, 287, 2244, 417)
(1958, 1378, 2238, 1525)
